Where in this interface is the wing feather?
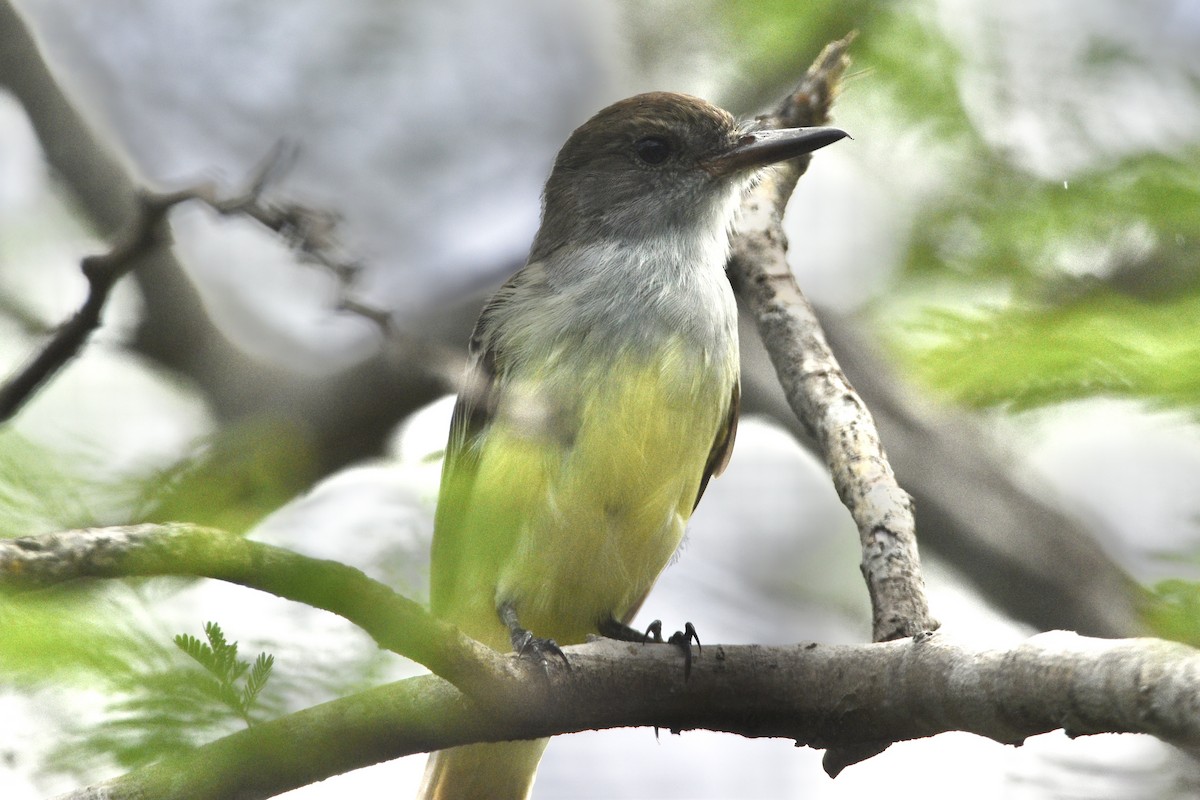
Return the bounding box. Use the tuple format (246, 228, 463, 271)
(429, 280, 512, 614)
(692, 380, 739, 510)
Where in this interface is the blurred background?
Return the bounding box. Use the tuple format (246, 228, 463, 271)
(2, 0, 1199, 797)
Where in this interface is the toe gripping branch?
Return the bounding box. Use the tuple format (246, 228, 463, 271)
(499, 602, 570, 669)
(599, 618, 701, 678)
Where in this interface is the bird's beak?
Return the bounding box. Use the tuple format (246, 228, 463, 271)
(704, 126, 849, 176)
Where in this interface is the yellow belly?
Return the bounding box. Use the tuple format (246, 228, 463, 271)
(432, 340, 733, 649)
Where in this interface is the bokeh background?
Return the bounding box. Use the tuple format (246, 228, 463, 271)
(2, 0, 1200, 797)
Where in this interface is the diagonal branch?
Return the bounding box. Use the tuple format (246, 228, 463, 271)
(0, 185, 173, 423)
(729, 34, 936, 645)
(0, 524, 509, 693)
(52, 631, 1200, 800)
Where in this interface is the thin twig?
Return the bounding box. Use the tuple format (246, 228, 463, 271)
(0, 137, 463, 423)
(0, 148, 357, 423)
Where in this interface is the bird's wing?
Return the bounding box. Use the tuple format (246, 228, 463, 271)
(693, 379, 739, 510)
(428, 271, 521, 615)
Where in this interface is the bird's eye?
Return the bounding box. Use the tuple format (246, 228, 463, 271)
(634, 136, 673, 165)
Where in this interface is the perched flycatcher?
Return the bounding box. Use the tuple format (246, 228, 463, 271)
(419, 92, 846, 800)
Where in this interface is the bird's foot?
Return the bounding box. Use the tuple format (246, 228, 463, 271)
(600, 617, 700, 678)
(510, 627, 570, 670)
(500, 602, 570, 670)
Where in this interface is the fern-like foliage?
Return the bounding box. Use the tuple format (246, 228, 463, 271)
(45, 620, 282, 775)
(173, 621, 275, 727)
(897, 290, 1200, 412)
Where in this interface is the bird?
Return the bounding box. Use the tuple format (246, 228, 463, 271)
(418, 91, 846, 799)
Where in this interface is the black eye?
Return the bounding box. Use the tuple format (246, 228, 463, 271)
(634, 136, 673, 165)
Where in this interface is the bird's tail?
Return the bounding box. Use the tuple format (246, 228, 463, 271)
(417, 738, 550, 800)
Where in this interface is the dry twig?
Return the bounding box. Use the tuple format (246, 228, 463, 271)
(729, 34, 936, 645)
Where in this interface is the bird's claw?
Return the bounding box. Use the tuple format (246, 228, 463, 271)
(501, 602, 570, 670)
(598, 616, 700, 677)
(668, 621, 701, 653)
(512, 628, 570, 670)
(670, 622, 700, 678)
(642, 619, 665, 643)
(643, 620, 700, 678)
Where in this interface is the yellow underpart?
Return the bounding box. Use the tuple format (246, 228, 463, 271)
(433, 338, 733, 650)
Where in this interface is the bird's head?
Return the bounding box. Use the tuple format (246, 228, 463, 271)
(532, 92, 846, 258)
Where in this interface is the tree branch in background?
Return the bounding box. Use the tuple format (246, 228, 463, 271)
(0, 185, 178, 422)
(0, 0, 457, 472)
(0, 0, 138, 234)
(0, 1, 463, 441)
(51, 627, 1200, 800)
(729, 34, 937, 645)
(0, 151, 342, 423)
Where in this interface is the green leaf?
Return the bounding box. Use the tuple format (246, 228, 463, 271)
(241, 652, 276, 713)
(1144, 579, 1200, 646)
(0, 431, 134, 534)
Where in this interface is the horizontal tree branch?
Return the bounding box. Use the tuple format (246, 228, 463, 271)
(8, 525, 1198, 800)
(54, 630, 1200, 800)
